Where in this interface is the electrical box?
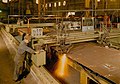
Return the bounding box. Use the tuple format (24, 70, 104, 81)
(82, 17, 94, 32)
(32, 50, 46, 67)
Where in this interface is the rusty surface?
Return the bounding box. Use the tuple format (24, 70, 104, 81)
(68, 42, 120, 83)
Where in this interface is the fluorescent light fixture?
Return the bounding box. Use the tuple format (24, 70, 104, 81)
(49, 3, 51, 7)
(63, 1, 66, 6)
(58, 2, 61, 6)
(97, 0, 100, 2)
(54, 2, 57, 7)
(2, 0, 8, 3)
(36, 0, 38, 4)
(2, 0, 11, 3)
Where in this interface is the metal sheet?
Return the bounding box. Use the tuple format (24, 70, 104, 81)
(68, 43, 120, 83)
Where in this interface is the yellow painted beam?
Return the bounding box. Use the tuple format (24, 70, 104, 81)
(80, 70, 87, 84)
(85, 0, 90, 8)
(85, 0, 90, 17)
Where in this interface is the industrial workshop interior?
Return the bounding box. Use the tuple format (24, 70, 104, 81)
(1, 0, 120, 84)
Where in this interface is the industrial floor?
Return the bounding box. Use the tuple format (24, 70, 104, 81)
(0, 32, 23, 84)
(0, 32, 37, 84)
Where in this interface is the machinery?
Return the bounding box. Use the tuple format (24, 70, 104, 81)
(82, 17, 94, 32)
(32, 49, 46, 67)
(31, 27, 46, 67)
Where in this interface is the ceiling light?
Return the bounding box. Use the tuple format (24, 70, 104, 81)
(54, 2, 57, 7)
(36, 0, 38, 4)
(63, 1, 66, 6)
(58, 2, 61, 6)
(49, 3, 51, 7)
(2, 0, 8, 3)
(97, 0, 100, 2)
(0, 10, 2, 13)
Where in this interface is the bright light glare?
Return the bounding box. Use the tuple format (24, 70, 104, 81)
(60, 54, 67, 76)
(49, 3, 51, 7)
(2, 0, 7, 3)
(55, 54, 68, 77)
(68, 12, 75, 15)
(36, 0, 38, 4)
(2, 0, 11, 3)
(63, 1, 66, 6)
(58, 2, 61, 6)
(0, 10, 2, 13)
(97, 0, 100, 2)
(54, 2, 57, 7)
(66, 12, 75, 18)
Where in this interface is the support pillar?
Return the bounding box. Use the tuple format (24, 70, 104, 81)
(38, 0, 41, 17)
(43, 0, 46, 15)
(85, 0, 90, 17)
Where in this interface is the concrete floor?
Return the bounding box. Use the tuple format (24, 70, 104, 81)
(0, 29, 60, 84)
(0, 32, 25, 84)
(0, 32, 16, 84)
